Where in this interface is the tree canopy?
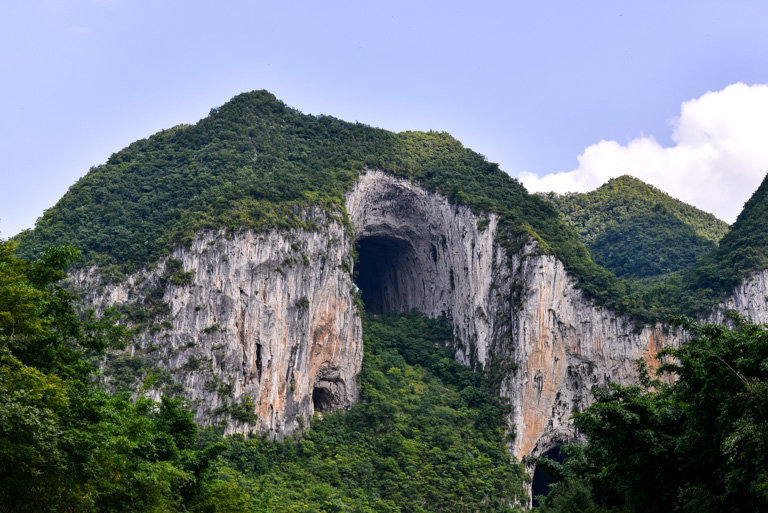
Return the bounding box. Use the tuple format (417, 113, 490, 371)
(541, 175, 729, 279)
(0, 240, 222, 512)
(533, 315, 768, 513)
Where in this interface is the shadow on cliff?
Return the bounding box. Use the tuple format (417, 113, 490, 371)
(355, 236, 415, 314)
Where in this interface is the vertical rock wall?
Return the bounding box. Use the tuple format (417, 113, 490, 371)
(74, 209, 362, 437)
(347, 170, 498, 367)
(494, 249, 678, 457)
(717, 269, 768, 324)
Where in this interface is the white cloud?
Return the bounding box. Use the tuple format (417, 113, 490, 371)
(520, 82, 768, 223)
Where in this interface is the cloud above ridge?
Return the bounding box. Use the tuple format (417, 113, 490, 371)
(520, 82, 768, 223)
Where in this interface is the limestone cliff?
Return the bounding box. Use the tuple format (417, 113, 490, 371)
(494, 251, 678, 457)
(716, 269, 768, 324)
(74, 169, 768, 463)
(348, 170, 682, 459)
(347, 170, 498, 368)
(73, 208, 361, 437)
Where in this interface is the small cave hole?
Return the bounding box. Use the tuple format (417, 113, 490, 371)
(531, 446, 567, 507)
(355, 236, 413, 314)
(312, 386, 334, 413)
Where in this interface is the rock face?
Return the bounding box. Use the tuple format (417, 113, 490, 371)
(76, 169, 768, 463)
(494, 251, 678, 457)
(74, 208, 362, 437)
(347, 170, 682, 458)
(717, 269, 768, 324)
(347, 170, 498, 368)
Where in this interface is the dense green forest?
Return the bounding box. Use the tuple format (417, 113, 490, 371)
(541, 175, 729, 279)
(635, 173, 768, 317)
(533, 315, 768, 513)
(196, 312, 526, 512)
(0, 241, 526, 512)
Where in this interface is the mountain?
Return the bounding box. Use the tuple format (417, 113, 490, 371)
(540, 175, 729, 279)
(7, 90, 768, 512)
(15, 90, 636, 317)
(9, 91, 768, 501)
(679, 172, 768, 313)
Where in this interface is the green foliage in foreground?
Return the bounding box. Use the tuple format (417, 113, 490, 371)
(0, 240, 223, 512)
(533, 316, 768, 513)
(541, 175, 729, 279)
(196, 312, 527, 512)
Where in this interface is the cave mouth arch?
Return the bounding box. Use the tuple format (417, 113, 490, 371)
(355, 236, 416, 314)
(531, 445, 567, 507)
(312, 386, 334, 413)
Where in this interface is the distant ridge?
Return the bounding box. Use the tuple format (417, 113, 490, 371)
(686, 172, 768, 298)
(541, 175, 729, 279)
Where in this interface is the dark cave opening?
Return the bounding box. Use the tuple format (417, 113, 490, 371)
(355, 236, 413, 314)
(312, 386, 333, 413)
(532, 446, 567, 507)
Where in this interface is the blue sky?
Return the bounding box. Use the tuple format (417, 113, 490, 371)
(3, 0, 768, 236)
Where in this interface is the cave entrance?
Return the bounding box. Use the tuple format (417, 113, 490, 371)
(355, 236, 414, 314)
(531, 446, 567, 507)
(312, 386, 333, 413)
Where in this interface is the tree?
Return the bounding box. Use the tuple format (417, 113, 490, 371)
(535, 315, 768, 512)
(0, 241, 222, 512)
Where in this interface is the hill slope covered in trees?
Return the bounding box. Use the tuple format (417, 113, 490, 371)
(13, 90, 642, 319)
(540, 175, 729, 279)
(603, 172, 768, 318)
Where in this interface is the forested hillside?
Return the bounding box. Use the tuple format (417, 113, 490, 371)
(0, 241, 526, 512)
(637, 173, 768, 317)
(541, 175, 729, 279)
(13, 90, 638, 319)
(683, 173, 768, 303)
